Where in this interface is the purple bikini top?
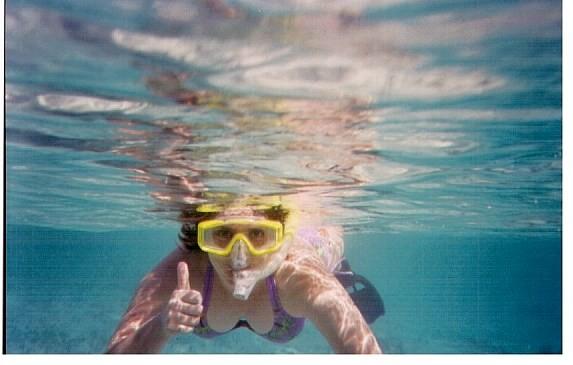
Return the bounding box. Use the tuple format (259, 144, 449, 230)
(192, 262, 306, 343)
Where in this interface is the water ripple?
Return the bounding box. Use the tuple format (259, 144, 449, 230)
(37, 94, 147, 114)
(5, 0, 561, 235)
(111, 29, 291, 70)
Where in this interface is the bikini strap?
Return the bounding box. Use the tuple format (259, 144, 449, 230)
(202, 262, 215, 312)
(193, 261, 218, 336)
(265, 275, 283, 313)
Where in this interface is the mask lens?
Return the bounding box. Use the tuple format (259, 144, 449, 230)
(246, 226, 278, 249)
(211, 227, 235, 248)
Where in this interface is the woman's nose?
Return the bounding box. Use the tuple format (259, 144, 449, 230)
(230, 240, 249, 269)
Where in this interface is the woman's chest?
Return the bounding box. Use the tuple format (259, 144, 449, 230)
(204, 279, 276, 334)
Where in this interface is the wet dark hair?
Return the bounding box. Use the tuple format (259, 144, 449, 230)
(178, 222, 199, 249)
(177, 209, 217, 249)
(177, 204, 290, 250)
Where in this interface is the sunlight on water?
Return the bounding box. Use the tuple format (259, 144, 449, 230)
(6, 0, 562, 235)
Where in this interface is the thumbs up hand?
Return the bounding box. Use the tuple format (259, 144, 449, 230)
(161, 261, 204, 334)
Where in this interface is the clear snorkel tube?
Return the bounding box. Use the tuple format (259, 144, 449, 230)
(231, 232, 293, 300)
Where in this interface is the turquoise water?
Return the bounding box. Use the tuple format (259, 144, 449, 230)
(5, 0, 562, 354)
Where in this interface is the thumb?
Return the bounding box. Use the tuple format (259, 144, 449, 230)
(177, 261, 191, 290)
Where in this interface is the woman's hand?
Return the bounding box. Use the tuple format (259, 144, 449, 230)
(161, 261, 203, 334)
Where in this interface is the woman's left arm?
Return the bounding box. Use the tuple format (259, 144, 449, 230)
(277, 260, 382, 354)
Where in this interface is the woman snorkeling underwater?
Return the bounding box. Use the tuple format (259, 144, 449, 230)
(106, 196, 384, 354)
(105, 21, 385, 351)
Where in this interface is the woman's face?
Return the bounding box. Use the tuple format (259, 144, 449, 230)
(206, 207, 290, 300)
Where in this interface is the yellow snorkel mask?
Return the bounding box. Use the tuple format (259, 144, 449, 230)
(195, 196, 294, 256)
(197, 218, 290, 256)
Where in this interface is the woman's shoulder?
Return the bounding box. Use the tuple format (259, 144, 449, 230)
(154, 246, 206, 269)
(276, 248, 335, 290)
(275, 249, 340, 317)
(289, 225, 345, 273)
(145, 248, 209, 289)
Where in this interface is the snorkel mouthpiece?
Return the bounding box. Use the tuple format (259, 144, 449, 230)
(232, 270, 258, 300)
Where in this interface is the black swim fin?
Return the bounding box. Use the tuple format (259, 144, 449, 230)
(334, 260, 385, 324)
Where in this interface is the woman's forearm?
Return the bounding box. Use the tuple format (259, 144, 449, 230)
(289, 269, 382, 354)
(317, 302, 382, 354)
(106, 312, 173, 354)
(334, 322, 381, 354)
